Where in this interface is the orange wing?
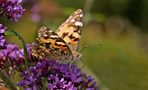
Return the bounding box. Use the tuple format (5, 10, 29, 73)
(56, 9, 83, 52)
(31, 26, 73, 62)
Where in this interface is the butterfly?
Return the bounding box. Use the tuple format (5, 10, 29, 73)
(30, 9, 83, 63)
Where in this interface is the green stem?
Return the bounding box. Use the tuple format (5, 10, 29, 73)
(8, 29, 29, 69)
(0, 71, 17, 90)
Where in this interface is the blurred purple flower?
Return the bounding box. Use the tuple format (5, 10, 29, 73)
(18, 60, 98, 90)
(0, 0, 25, 21)
(0, 24, 7, 48)
(30, 4, 42, 23)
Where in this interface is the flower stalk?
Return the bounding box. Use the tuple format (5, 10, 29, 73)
(7, 29, 29, 69)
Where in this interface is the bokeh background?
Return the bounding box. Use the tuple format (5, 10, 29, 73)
(3, 0, 148, 90)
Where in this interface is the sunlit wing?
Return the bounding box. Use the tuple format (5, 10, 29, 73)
(56, 9, 83, 52)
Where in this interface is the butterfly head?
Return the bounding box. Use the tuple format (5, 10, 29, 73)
(72, 51, 82, 60)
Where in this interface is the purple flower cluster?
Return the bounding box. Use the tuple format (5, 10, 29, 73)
(0, 0, 25, 21)
(0, 24, 26, 69)
(0, 24, 7, 48)
(0, 44, 24, 68)
(18, 60, 98, 90)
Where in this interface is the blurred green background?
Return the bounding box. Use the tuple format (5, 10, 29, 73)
(4, 0, 148, 90)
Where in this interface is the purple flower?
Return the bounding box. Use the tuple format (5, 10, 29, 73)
(0, 36, 6, 47)
(0, 25, 32, 70)
(0, 24, 7, 48)
(0, 51, 6, 68)
(7, 44, 24, 64)
(0, 44, 24, 68)
(0, 24, 25, 69)
(0, 43, 33, 70)
(0, 24, 32, 69)
(0, 0, 25, 21)
(0, 24, 7, 34)
(18, 60, 98, 90)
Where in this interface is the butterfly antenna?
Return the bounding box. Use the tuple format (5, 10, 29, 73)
(68, 60, 75, 70)
(98, 42, 104, 46)
(80, 44, 88, 53)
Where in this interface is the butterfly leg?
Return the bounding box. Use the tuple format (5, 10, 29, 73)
(68, 58, 85, 70)
(77, 57, 85, 69)
(68, 61, 74, 70)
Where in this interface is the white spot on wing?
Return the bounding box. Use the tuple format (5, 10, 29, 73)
(80, 14, 83, 17)
(50, 35, 58, 38)
(71, 19, 75, 22)
(56, 42, 65, 45)
(75, 21, 83, 27)
(43, 34, 48, 37)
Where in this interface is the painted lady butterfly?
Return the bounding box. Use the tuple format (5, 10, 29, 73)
(31, 9, 83, 63)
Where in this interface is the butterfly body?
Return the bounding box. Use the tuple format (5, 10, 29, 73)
(31, 9, 83, 63)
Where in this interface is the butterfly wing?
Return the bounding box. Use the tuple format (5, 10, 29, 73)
(31, 26, 73, 62)
(56, 9, 83, 52)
